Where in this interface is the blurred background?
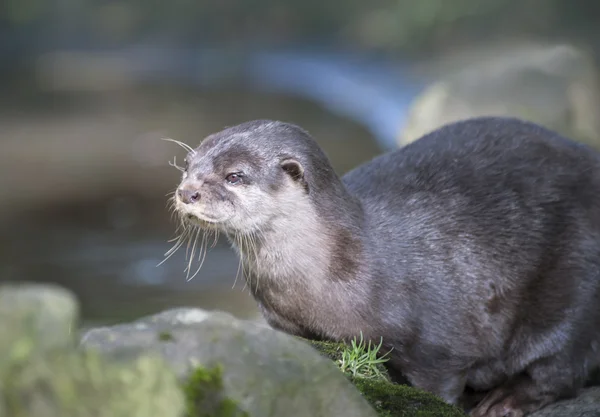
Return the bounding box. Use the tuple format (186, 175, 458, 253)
(2, 0, 600, 326)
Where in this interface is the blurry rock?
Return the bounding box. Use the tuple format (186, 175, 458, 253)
(81, 308, 378, 417)
(0, 282, 185, 417)
(0, 282, 79, 367)
(399, 43, 600, 148)
(3, 350, 185, 417)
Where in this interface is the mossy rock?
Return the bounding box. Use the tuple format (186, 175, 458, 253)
(82, 310, 378, 417)
(305, 339, 348, 362)
(2, 349, 185, 417)
(0, 282, 79, 374)
(350, 377, 466, 417)
(306, 339, 466, 416)
(182, 364, 248, 417)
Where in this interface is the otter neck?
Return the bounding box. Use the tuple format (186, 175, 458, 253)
(242, 182, 363, 283)
(231, 181, 372, 341)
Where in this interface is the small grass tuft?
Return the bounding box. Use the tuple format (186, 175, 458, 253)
(338, 332, 391, 380)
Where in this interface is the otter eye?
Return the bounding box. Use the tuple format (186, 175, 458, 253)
(226, 172, 243, 185)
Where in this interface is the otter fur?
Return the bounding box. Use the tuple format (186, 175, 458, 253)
(171, 117, 600, 416)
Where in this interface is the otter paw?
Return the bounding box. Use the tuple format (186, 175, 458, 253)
(470, 388, 524, 417)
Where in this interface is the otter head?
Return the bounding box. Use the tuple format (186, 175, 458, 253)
(172, 120, 326, 237)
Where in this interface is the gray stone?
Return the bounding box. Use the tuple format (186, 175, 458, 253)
(2, 350, 185, 417)
(81, 308, 378, 417)
(0, 283, 185, 417)
(399, 42, 600, 148)
(0, 282, 79, 368)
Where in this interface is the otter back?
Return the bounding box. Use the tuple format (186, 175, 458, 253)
(342, 116, 600, 416)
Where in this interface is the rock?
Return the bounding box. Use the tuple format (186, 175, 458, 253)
(0, 282, 185, 417)
(3, 350, 185, 417)
(350, 377, 467, 417)
(0, 282, 79, 369)
(399, 43, 600, 148)
(5, 282, 592, 417)
(81, 308, 379, 417)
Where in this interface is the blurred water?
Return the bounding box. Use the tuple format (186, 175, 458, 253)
(33, 44, 423, 148)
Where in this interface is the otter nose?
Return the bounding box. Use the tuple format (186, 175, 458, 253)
(177, 188, 200, 204)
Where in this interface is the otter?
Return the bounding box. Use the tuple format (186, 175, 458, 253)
(169, 117, 600, 417)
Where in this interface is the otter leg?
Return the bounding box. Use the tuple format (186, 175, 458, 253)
(470, 355, 582, 417)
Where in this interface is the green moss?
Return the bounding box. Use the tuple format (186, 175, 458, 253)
(158, 331, 174, 342)
(350, 377, 466, 417)
(182, 364, 249, 417)
(304, 338, 347, 362)
(305, 338, 467, 416)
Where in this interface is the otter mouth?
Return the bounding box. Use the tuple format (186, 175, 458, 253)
(184, 213, 220, 227)
(172, 196, 227, 228)
(177, 208, 233, 230)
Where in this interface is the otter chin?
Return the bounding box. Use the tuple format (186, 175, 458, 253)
(168, 117, 600, 417)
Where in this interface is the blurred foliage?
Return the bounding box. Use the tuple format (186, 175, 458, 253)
(1, 0, 600, 55)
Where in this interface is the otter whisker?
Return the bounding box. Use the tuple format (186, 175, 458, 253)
(184, 225, 195, 261)
(157, 236, 185, 267)
(167, 218, 189, 243)
(199, 231, 209, 266)
(166, 197, 181, 224)
(232, 233, 245, 290)
(157, 222, 193, 267)
(184, 226, 198, 270)
(248, 231, 261, 294)
(185, 227, 202, 279)
(168, 205, 179, 223)
(210, 229, 220, 248)
(165, 232, 186, 255)
(235, 233, 249, 292)
(186, 231, 209, 282)
(162, 137, 196, 154)
(167, 232, 182, 243)
(170, 210, 179, 224)
(168, 156, 185, 172)
(240, 233, 256, 293)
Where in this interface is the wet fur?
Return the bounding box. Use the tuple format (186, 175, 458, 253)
(172, 117, 600, 416)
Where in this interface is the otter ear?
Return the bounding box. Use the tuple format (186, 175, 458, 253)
(280, 158, 304, 181)
(280, 158, 308, 191)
